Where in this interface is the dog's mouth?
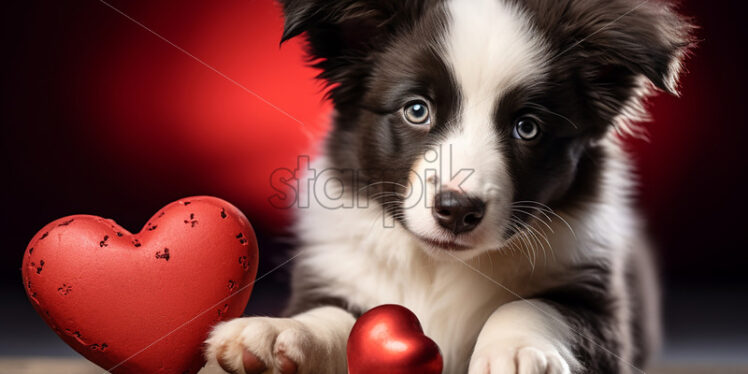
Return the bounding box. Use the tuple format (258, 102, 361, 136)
(415, 235, 472, 251)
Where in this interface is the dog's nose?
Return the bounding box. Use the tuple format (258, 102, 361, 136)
(432, 191, 486, 234)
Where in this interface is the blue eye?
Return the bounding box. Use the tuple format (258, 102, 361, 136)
(403, 101, 431, 125)
(513, 116, 541, 141)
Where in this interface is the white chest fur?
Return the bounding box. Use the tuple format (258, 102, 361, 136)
(291, 158, 573, 372)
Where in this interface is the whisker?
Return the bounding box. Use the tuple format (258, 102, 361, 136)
(368, 192, 406, 201)
(506, 222, 535, 269)
(513, 219, 544, 266)
(512, 217, 551, 252)
(511, 207, 555, 233)
(358, 181, 409, 193)
(525, 102, 579, 129)
(511, 220, 539, 269)
(378, 201, 403, 207)
(512, 201, 576, 238)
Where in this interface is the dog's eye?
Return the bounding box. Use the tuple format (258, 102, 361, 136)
(403, 101, 431, 125)
(513, 116, 541, 141)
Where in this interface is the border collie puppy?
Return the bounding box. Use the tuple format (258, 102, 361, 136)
(205, 0, 693, 373)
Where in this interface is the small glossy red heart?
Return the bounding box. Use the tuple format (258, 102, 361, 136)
(347, 304, 443, 374)
(21, 196, 258, 374)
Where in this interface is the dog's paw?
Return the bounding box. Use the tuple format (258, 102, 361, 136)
(204, 316, 338, 374)
(469, 346, 572, 374)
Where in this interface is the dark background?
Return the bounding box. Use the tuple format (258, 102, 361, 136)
(1, 0, 746, 364)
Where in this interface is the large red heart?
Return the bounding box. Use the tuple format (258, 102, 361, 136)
(347, 304, 443, 374)
(21, 196, 258, 374)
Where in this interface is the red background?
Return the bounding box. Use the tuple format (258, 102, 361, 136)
(2, 0, 747, 297)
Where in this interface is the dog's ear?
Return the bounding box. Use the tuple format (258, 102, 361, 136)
(278, 0, 424, 102)
(560, 0, 696, 96)
(280, 0, 399, 46)
(278, 0, 422, 57)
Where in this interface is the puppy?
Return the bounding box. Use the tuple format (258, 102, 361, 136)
(205, 0, 693, 373)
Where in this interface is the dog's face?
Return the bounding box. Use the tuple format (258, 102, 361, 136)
(281, 0, 692, 259)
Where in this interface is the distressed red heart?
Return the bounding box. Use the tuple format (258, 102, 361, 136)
(21, 196, 258, 374)
(347, 304, 443, 374)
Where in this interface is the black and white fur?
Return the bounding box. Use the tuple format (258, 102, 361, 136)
(204, 0, 693, 373)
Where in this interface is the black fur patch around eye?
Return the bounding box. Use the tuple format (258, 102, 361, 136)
(309, 3, 460, 219)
